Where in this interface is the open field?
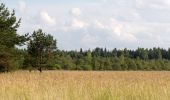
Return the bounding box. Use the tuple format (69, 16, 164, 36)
(0, 71, 170, 100)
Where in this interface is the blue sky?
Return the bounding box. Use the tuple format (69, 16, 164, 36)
(2, 0, 170, 50)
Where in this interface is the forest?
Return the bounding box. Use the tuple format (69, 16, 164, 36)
(1, 2, 170, 72)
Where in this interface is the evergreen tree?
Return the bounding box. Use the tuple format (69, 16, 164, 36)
(0, 3, 28, 72)
(27, 29, 57, 72)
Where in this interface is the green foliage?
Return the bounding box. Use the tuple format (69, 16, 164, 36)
(126, 58, 137, 70)
(53, 64, 61, 70)
(27, 47, 170, 71)
(111, 57, 121, 70)
(26, 29, 57, 71)
(0, 3, 29, 72)
(103, 58, 112, 70)
(112, 63, 121, 70)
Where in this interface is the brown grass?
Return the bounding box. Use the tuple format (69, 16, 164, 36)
(0, 71, 170, 100)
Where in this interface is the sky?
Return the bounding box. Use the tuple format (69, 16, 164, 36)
(2, 0, 170, 50)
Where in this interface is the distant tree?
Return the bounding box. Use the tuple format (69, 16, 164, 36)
(92, 56, 101, 70)
(153, 48, 162, 59)
(103, 48, 107, 57)
(85, 51, 92, 63)
(135, 48, 148, 60)
(119, 55, 127, 70)
(135, 58, 143, 70)
(111, 57, 122, 70)
(62, 55, 76, 70)
(126, 58, 137, 70)
(80, 48, 83, 54)
(124, 48, 129, 57)
(117, 50, 124, 57)
(168, 48, 170, 60)
(161, 48, 168, 59)
(112, 48, 117, 57)
(103, 58, 112, 70)
(148, 49, 154, 59)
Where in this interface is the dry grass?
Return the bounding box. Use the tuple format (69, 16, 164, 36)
(0, 71, 170, 100)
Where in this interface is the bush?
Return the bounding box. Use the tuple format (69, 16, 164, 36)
(121, 63, 128, 70)
(112, 63, 121, 70)
(53, 64, 61, 70)
(126, 59, 137, 70)
(82, 64, 92, 70)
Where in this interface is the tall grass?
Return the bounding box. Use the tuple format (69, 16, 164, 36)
(0, 71, 169, 100)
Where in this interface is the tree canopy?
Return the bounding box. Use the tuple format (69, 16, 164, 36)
(0, 3, 28, 72)
(27, 29, 57, 72)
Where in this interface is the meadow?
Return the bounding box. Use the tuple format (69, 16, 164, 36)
(0, 71, 170, 100)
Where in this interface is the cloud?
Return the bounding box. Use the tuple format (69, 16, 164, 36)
(18, 0, 27, 12)
(81, 34, 99, 47)
(135, 0, 170, 10)
(40, 11, 56, 26)
(70, 8, 82, 16)
(58, 17, 139, 49)
(94, 20, 105, 29)
(9, 0, 170, 50)
(109, 18, 137, 42)
(71, 19, 88, 28)
(85, 18, 138, 44)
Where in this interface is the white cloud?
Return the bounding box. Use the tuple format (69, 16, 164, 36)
(11, 0, 170, 50)
(71, 19, 88, 28)
(18, 0, 27, 12)
(94, 20, 105, 29)
(40, 11, 56, 26)
(70, 8, 82, 16)
(82, 34, 99, 45)
(91, 18, 138, 43)
(135, 0, 170, 10)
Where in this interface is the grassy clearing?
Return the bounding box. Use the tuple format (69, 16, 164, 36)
(0, 71, 170, 100)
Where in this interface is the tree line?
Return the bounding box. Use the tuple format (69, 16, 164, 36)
(1, 2, 170, 72)
(50, 47, 170, 71)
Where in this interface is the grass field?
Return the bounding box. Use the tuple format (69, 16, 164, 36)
(0, 71, 170, 100)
